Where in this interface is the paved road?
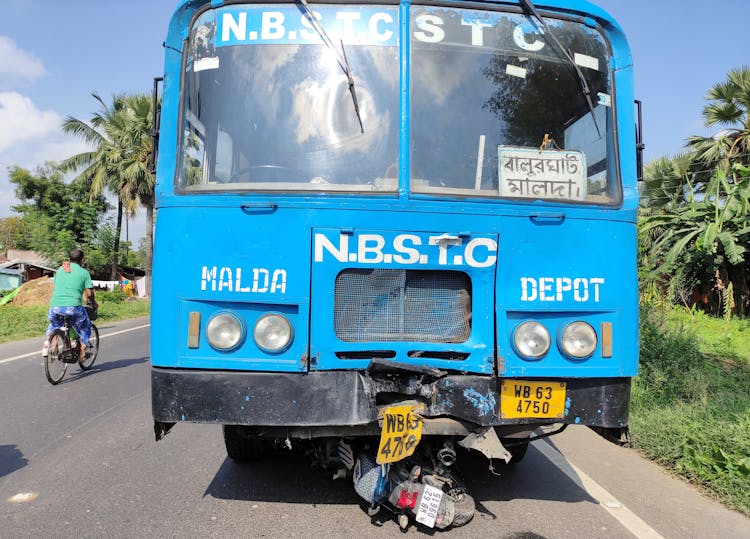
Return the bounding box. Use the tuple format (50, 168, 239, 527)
(1, 318, 748, 538)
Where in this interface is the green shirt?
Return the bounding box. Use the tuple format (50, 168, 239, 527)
(49, 263, 93, 308)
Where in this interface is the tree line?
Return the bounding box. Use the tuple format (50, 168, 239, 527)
(640, 66, 750, 317)
(0, 93, 154, 294)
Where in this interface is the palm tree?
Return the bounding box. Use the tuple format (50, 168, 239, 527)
(60, 94, 137, 280)
(60, 93, 156, 294)
(115, 94, 156, 296)
(686, 66, 750, 183)
(640, 165, 750, 315)
(640, 153, 695, 210)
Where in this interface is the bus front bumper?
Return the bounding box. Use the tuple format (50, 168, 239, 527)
(151, 367, 630, 435)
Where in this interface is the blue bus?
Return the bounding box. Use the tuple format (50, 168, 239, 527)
(151, 0, 640, 528)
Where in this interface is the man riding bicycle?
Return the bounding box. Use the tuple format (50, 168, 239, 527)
(42, 249, 98, 360)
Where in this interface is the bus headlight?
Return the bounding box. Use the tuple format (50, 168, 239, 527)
(561, 321, 597, 358)
(513, 321, 550, 359)
(206, 313, 245, 351)
(253, 313, 293, 353)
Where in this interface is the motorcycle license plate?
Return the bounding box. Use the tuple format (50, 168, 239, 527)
(415, 484, 443, 528)
(376, 404, 423, 464)
(500, 380, 566, 419)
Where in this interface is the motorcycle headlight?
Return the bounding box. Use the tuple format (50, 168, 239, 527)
(206, 313, 245, 351)
(561, 321, 597, 358)
(253, 313, 293, 353)
(513, 321, 550, 359)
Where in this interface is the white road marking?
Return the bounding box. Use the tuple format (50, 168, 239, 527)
(0, 323, 150, 365)
(537, 440, 665, 539)
(7, 492, 39, 503)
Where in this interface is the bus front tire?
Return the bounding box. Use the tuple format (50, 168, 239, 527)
(223, 425, 265, 461)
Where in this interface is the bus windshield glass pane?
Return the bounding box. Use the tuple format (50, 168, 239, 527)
(410, 7, 620, 205)
(179, 5, 399, 193)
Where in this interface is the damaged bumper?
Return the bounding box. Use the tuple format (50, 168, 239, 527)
(152, 367, 630, 432)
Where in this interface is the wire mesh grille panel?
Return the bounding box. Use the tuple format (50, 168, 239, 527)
(334, 269, 472, 343)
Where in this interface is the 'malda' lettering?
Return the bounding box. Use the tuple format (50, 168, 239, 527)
(201, 266, 287, 294)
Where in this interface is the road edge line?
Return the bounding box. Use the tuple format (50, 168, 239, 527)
(536, 439, 665, 539)
(0, 323, 150, 365)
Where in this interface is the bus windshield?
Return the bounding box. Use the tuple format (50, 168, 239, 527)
(179, 5, 399, 192)
(178, 4, 619, 205)
(410, 6, 618, 204)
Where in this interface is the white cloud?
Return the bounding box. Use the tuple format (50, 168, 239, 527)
(0, 91, 61, 153)
(291, 74, 390, 154)
(418, 53, 468, 107)
(33, 137, 92, 169)
(0, 36, 45, 87)
(0, 184, 16, 217)
(125, 209, 147, 246)
(0, 132, 90, 218)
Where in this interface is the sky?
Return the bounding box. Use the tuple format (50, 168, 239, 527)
(0, 0, 749, 244)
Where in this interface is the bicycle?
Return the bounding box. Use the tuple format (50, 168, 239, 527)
(43, 306, 100, 385)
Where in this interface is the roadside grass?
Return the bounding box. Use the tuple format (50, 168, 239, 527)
(632, 302, 750, 516)
(666, 307, 750, 365)
(0, 300, 150, 344)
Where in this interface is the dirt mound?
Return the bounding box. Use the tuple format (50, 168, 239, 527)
(12, 276, 55, 307)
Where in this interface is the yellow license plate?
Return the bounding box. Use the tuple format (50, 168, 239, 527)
(376, 405, 423, 464)
(500, 380, 567, 419)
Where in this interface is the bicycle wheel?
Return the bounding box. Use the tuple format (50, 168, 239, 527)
(79, 324, 99, 370)
(44, 330, 68, 385)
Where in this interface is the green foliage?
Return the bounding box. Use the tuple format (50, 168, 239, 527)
(95, 298, 150, 321)
(120, 241, 145, 268)
(666, 267, 699, 309)
(86, 224, 123, 274)
(640, 153, 694, 209)
(639, 164, 750, 315)
(8, 164, 109, 263)
(637, 303, 706, 399)
(80, 223, 144, 274)
(0, 216, 31, 253)
(723, 282, 735, 321)
(97, 289, 128, 303)
(686, 66, 750, 178)
(667, 307, 750, 365)
(632, 301, 750, 515)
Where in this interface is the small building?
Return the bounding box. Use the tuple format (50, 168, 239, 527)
(0, 267, 24, 292)
(0, 259, 56, 283)
(5, 249, 52, 267)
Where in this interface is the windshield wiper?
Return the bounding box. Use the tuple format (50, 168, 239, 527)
(297, 0, 364, 133)
(519, 0, 601, 137)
